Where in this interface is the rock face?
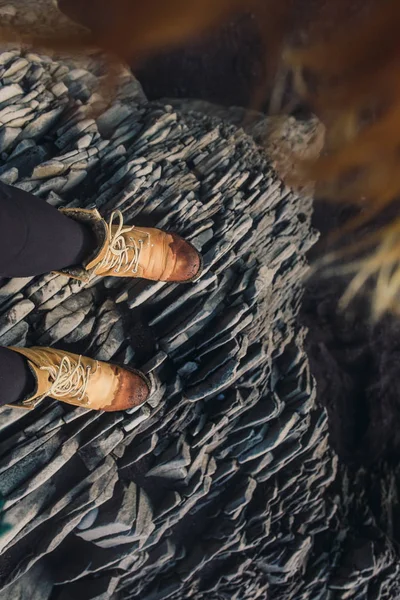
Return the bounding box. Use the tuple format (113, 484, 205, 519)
(0, 49, 398, 600)
(0, 0, 87, 39)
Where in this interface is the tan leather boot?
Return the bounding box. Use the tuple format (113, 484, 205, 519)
(7, 346, 151, 412)
(56, 208, 203, 284)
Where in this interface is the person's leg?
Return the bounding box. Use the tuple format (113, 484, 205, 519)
(0, 182, 202, 283)
(0, 182, 96, 277)
(0, 346, 35, 407)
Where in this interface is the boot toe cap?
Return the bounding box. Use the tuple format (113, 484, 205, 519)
(169, 234, 203, 282)
(105, 368, 151, 412)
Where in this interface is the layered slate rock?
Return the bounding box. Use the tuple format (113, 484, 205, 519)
(0, 50, 398, 600)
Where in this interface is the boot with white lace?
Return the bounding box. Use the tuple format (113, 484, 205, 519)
(55, 208, 203, 284)
(6, 346, 151, 411)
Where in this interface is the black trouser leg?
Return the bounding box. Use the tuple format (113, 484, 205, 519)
(0, 182, 96, 277)
(0, 184, 97, 406)
(0, 347, 35, 407)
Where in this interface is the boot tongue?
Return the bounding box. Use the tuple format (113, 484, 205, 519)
(85, 236, 109, 272)
(55, 208, 108, 281)
(25, 359, 53, 401)
(8, 347, 55, 406)
(88, 225, 147, 276)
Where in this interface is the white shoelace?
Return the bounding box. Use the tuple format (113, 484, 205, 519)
(94, 210, 147, 276)
(41, 355, 98, 404)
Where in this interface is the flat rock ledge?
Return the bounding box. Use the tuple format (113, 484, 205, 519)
(0, 50, 398, 600)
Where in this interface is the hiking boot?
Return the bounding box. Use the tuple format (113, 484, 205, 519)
(7, 346, 151, 411)
(56, 208, 203, 284)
